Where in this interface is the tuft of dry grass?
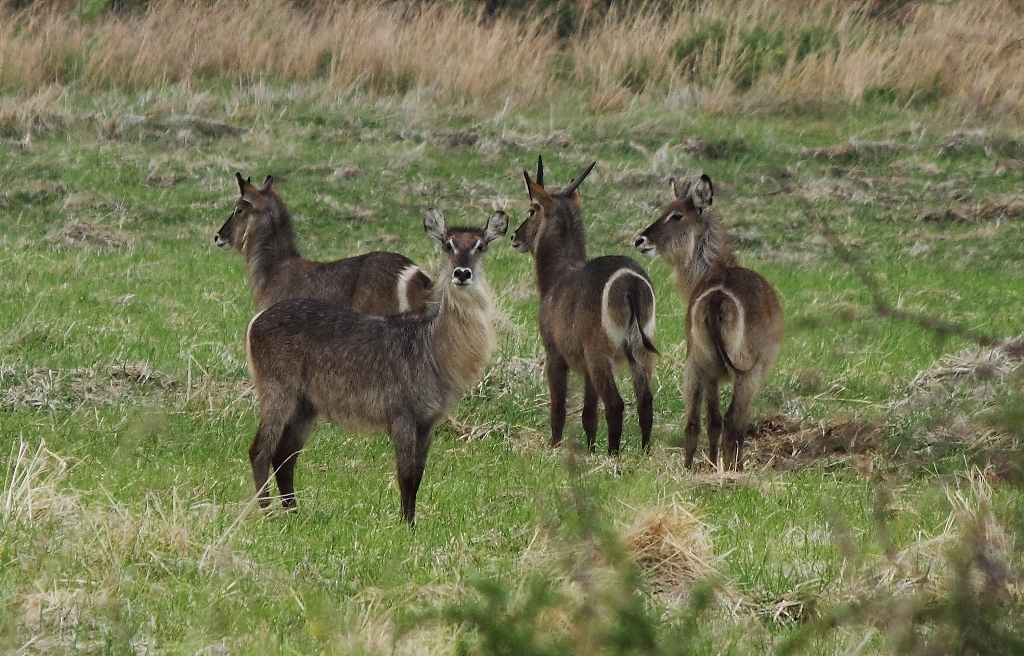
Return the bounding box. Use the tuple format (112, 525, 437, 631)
(2, 440, 76, 525)
(620, 501, 718, 601)
(47, 219, 128, 251)
(835, 467, 1021, 607)
(911, 339, 1024, 389)
(2, 439, 259, 649)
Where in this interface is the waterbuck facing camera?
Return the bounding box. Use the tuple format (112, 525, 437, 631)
(216, 172, 431, 315)
(635, 174, 783, 470)
(245, 209, 508, 524)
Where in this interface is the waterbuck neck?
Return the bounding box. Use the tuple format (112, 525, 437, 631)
(241, 213, 301, 301)
(667, 214, 737, 299)
(533, 207, 587, 297)
(422, 261, 497, 399)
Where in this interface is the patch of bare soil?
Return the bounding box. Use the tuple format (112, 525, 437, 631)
(437, 131, 479, 147)
(920, 200, 1024, 225)
(798, 139, 899, 162)
(1, 180, 67, 207)
(499, 129, 572, 150)
(1, 364, 175, 413)
(938, 130, 1024, 159)
(680, 135, 748, 160)
(745, 415, 882, 470)
(107, 113, 244, 142)
(892, 339, 1024, 479)
(47, 220, 128, 251)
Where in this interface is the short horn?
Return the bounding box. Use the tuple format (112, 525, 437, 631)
(561, 161, 597, 197)
(536, 155, 544, 188)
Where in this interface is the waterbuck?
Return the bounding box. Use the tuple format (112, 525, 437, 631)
(512, 157, 657, 455)
(216, 172, 431, 314)
(634, 174, 783, 470)
(246, 208, 508, 524)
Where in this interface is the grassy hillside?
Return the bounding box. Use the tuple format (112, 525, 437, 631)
(2, 2, 1024, 653)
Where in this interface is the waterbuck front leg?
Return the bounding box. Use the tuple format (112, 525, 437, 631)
(590, 364, 624, 456)
(546, 352, 569, 448)
(681, 361, 705, 469)
(581, 376, 599, 454)
(391, 415, 433, 525)
(272, 400, 318, 510)
(628, 350, 654, 453)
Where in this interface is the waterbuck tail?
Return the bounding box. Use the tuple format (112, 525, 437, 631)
(704, 289, 749, 373)
(627, 278, 658, 355)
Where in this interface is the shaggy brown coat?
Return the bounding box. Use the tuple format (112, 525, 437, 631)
(216, 173, 431, 314)
(512, 157, 657, 455)
(635, 174, 783, 470)
(245, 209, 508, 524)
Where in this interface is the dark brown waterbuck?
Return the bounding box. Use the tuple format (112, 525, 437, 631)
(634, 174, 783, 470)
(216, 173, 431, 314)
(512, 157, 657, 455)
(245, 209, 508, 524)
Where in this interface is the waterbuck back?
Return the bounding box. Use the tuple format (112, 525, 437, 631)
(635, 174, 783, 470)
(215, 173, 431, 315)
(246, 209, 508, 525)
(512, 156, 657, 455)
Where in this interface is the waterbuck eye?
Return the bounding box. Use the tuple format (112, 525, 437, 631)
(473, 239, 484, 252)
(666, 212, 684, 223)
(444, 239, 455, 252)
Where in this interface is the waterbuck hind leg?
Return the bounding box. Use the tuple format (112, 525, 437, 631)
(581, 376, 599, 454)
(546, 352, 569, 448)
(722, 370, 763, 472)
(591, 365, 624, 456)
(681, 361, 704, 468)
(628, 351, 655, 453)
(249, 415, 288, 508)
(705, 381, 722, 467)
(249, 386, 298, 508)
(272, 402, 318, 510)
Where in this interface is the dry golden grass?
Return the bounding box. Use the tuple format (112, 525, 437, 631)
(3, 1, 1023, 116)
(833, 467, 1021, 609)
(0, 0, 554, 104)
(620, 501, 718, 600)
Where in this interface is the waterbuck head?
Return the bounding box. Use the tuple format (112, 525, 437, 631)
(214, 172, 278, 251)
(424, 207, 508, 291)
(511, 156, 596, 255)
(636, 173, 720, 261)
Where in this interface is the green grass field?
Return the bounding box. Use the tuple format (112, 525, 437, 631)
(2, 84, 1023, 654)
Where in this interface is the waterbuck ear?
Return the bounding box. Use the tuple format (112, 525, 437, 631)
(671, 177, 691, 200)
(259, 175, 275, 195)
(524, 171, 552, 207)
(423, 208, 447, 243)
(692, 173, 713, 209)
(483, 211, 509, 244)
(237, 173, 265, 211)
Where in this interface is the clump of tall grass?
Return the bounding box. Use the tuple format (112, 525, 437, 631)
(0, 0, 555, 103)
(2, 1, 1023, 117)
(779, 468, 1024, 655)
